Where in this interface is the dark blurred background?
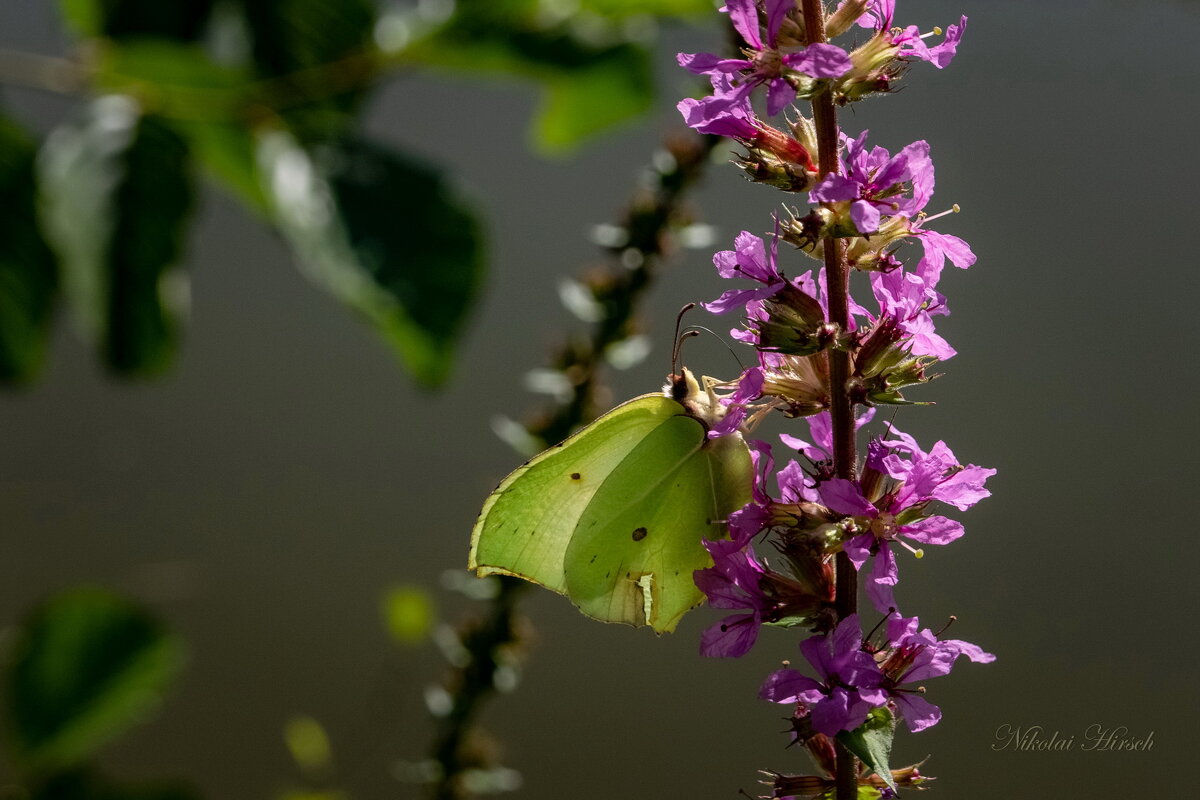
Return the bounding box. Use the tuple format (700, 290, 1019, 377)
(2, 1, 1198, 798)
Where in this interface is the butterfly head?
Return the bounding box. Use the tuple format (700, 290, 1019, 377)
(665, 367, 733, 433)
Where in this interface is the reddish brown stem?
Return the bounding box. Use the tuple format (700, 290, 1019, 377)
(800, 2, 858, 799)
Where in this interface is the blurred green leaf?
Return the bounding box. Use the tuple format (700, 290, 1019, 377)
(282, 714, 333, 776)
(5, 587, 185, 774)
(93, 40, 268, 211)
(236, 0, 378, 143)
(59, 0, 217, 42)
(174, 118, 267, 212)
(30, 768, 201, 800)
(0, 114, 59, 384)
(534, 45, 652, 152)
(578, 0, 716, 17)
(836, 707, 898, 795)
(382, 585, 435, 645)
(407, 0, 656, 152)
(260, 132, 485, 386)
(38, 96, 194, 376)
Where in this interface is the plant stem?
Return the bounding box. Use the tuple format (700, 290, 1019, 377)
(799, 1, 857, 798)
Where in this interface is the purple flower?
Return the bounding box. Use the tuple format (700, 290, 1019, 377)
(869, 267, 955, 361)
(678, 0, 852, 119)
(873, 429, 996, 512)
(891, 17, 968, 69)
(912, 223, 976, 285)
(704, 230, 787, 316)
(852, 2, 968, 70)
(809, 132, 934, 234)
(820, 428, 993, 613)
(876, 615, 995, 731)
(695, 538, 772, 658)
(760, 614, 887, 736)
(677, 74, 761, 137)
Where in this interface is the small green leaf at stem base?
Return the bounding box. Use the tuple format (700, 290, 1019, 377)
(836, 707, 898, 795)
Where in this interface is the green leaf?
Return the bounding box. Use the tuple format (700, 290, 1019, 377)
(59, 0, 217, 42)
(0, 114, 59, 384)
(534, 45, 653, 153)
(836, 707, 898, 795)
(259, 132, 485, 386)
(578, 0, 716, 18)
(6, 588, 186, 774)
(38, 97, 194, 376)
(236, 0, 378, 144)
(94, 41, 268, 211)
(30, 768, 201, 800)
(407, 1, 656, 152)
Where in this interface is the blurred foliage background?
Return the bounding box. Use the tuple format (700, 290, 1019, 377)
(3, 1, 1200, 800)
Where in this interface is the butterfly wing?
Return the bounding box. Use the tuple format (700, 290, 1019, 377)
(469, 393, 752, 633)
(563, 415, 751, 633)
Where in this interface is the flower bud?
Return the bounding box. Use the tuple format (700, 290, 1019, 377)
(825, 0, 869, 39)
(781, 206, 833, 252)
(733, 122, 818, 192)
(835, 32, 907, 105)
(854, 316, 907, 378)
(755, 284, 834, 356)
(857, 355, 938, 406)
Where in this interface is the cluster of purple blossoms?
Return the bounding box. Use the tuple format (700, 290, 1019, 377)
(675, 0, 992, 790)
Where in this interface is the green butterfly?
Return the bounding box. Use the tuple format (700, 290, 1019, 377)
(469, 369, 754, 633)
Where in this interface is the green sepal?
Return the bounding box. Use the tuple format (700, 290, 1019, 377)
(836, 707, 898, 794)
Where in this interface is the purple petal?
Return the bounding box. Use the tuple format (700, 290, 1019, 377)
(810, 690, 854, 736)
(700, 612, 760, 657)
(788, 43, 852, 79)
(724, 0, 764, 49)
(810, 173, 860, 204)
(818, 478, 875, 517)
(895, 692, 942, 732)
(901, 515, 964, 546)
(925, 16, 967, 69)
(932, 464, 996, 509)
(759, 668, 822, 703)
(842, 532, 874, 570)
(850, 200, 881, 234)
(765, 78, 797, 116)
(764, 0, 793, 46)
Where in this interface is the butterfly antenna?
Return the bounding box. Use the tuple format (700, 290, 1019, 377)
(671, 303, 697, 375)
(682, 324, 746, 373)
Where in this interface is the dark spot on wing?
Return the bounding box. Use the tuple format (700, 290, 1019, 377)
(631, 526, 647, 542)
(589, 555, 597, 564)
(570, 472, 581, 480)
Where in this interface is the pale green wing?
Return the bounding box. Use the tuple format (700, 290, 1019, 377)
(563, 422, 751, 633)
(469, 390, 753, 634)
(468, 394, 685, 596)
